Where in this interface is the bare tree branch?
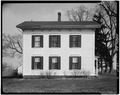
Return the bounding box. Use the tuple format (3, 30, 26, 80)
(2, 33, 23, 57)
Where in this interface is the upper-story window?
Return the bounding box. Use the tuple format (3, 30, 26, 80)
(69, 35, 81, 48)
(31, 56, 43, 70)
(49, 35, 60, 48)
(32, 35, 43, 48)
(49, 56, 60, 70)
(69, 56, 81, 70)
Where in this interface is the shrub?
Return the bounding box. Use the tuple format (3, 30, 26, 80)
(39, 71, 45, 78)
(71, 70, 90, 77)
(12, 69, 23, 78)
(45, 71, 53, 79)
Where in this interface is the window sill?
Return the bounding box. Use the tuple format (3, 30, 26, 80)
(70, 69, 81, 70)
(49, 47, 61, 48)
(32, 69, 43, 70)
(32, 47, 43, 48)
(70, 47, 81, 48)
(49, 69, 60, 70)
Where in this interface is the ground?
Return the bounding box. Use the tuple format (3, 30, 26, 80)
(2, 73, 118, 94)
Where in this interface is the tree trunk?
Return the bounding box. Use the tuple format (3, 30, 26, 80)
(101, 57, 103, 74)
(104, 62, 108, 73)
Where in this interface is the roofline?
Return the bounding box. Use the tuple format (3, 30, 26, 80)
(16, 21, 101, 32)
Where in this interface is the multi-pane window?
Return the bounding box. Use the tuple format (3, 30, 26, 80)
(49, 57, 60, 69)
(69, 56, 81, 70)
(49, 35, 60, 47)
(32, 35, 43, 48)
(32, 56, 43, 69)
(69, 35, 81, 47)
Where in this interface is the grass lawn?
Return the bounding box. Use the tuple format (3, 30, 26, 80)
(2, 73, 118, 94)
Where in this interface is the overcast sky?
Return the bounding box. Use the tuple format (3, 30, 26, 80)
(3, 3, 97, 34)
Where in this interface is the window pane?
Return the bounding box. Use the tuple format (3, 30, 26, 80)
(34, 62, 38, 69)
(35, 36, 40, 41)
(73, 36, 77, 41)
(72, 64, 78, 69)
(50, 57, 60, 69)
(52, 63, 56, 69)
(73, 36, 78, 47)
(52, 58, 57, 63)
(52, 36, 57, 47)
(35, 42, 40, 47)
(50, 35, 60, 47)
(72, 57, 78, 63)
(70, 35, 81, 47)
(72, 64, 76, 69)
(35, 58, 40, 62)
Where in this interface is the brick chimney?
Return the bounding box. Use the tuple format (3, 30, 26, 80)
(58, 12, 61, 22)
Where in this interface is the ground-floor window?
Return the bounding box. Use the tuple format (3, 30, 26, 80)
(32, 56, 43, 69)
(69, 56, 81, 70)
(49, 56, 60, 70)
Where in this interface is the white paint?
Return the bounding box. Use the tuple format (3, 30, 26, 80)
(113, 53, 117, 70)
(23, 29, 96, 76)
(17, 65, 23, 74)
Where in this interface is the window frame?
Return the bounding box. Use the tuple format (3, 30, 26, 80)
(32, 35, 43, 48)
(69, 56, 81, 70)
(31, 56, 43, 70)
(49, 35, 61, 48)
(49, 56, 61, 70)
(69, 35, 81, 48)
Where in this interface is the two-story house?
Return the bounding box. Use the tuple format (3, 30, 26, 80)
(16, 12, 101, 77)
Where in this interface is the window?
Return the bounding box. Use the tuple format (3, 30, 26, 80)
(69, 56, 81, 70)
(49, 35, 60, 47)
(69, 35, 81, 47)
(32, 56, 43, 69)
(49, 57, 60, 69)
(32, 35, 43, 48)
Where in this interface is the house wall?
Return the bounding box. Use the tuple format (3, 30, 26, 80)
(23, 29, 95, 76)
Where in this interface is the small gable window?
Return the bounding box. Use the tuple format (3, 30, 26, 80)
(32, 35, 43, 48)
(31, 56, 43, 70)
(69, 35, 81, 48)
(49, 35, 60, 48)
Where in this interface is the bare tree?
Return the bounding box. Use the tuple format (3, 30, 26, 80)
(94, 1, 118, 72)
(65, 5, 93, 21)
(2, 33, 23, 57)
(65, 2, 118, 73)
(95, 1, 118, 72)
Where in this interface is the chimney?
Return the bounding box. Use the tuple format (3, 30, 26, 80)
(58, 12, 61, 22)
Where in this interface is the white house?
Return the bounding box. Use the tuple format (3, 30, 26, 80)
(16, 12, 101, 77)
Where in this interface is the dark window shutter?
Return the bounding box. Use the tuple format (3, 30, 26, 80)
(40, 57, 43, 69)
(58, 57, 60, 69)
(49, 36, 51, 47)
(70, 35, 73, 47)
(32, 35, 35, 48)
(32, 57, 34, 69)
(58, 36, 61, 47)
(40, 36, 43, 47)
(69, 57, 72, 69)
(78, 35, 81, 47)
(49, 57, 52, 69)
(78, 57, 81, 69)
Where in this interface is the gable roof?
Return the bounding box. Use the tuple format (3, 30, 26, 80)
(16, 21, 101, 31)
